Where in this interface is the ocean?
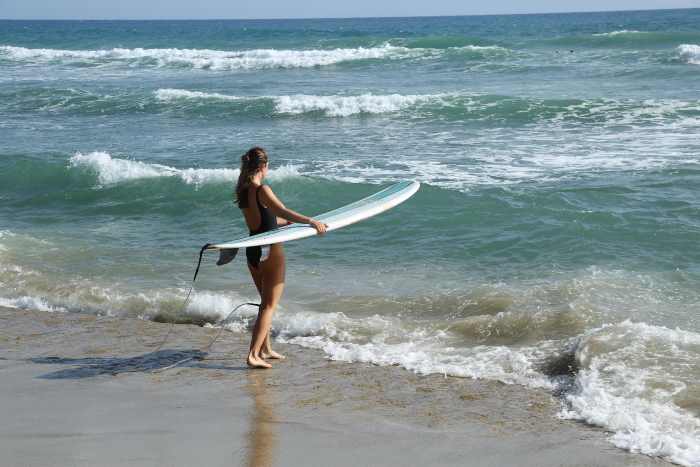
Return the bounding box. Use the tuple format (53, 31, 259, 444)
(1, 9, 699, 465)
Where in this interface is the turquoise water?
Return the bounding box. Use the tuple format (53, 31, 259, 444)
(1, 10, 700, 464)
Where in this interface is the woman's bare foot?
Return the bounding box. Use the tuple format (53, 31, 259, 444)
(261, 349, 285, 360)
(247, 353, 272, 369)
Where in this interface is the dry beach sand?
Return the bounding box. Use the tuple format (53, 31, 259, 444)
(0, 306, 670, 467)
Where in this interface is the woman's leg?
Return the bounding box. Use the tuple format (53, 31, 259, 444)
(248, 262, 285, 360)
(247, 263, 264, 354)
(261, 333, 285, 359)
(247, 248, 285, 368)
(248, 258, 286, 360)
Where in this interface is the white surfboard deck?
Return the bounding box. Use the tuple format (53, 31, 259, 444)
(208, 180, 420, 250)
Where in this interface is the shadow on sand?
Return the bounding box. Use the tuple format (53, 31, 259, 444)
(30, 349, 247, 379)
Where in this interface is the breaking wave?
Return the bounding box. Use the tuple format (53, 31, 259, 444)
(679, 44, 700, 65)
(0, 44, 423, 70)
(592, 29, 643, 37)
(154, 88, 250, 102)
(7, 85, 700, 127)
(156, 88, 445, 117)
(561, 321, 700, 466)
(273, 93, 439, 116)
(154, 88, 700, 123)
(68, 151, 300, 186)
(0, 42, 514, 72)
(546, 30, 700, 47)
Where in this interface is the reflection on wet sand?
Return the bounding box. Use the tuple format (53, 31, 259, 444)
(244, 372, 277, 467)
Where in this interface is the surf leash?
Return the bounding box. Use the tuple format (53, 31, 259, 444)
(151, 243, 258, 373)
(153, 243, 212, 353)
(152, 300, 260, 373)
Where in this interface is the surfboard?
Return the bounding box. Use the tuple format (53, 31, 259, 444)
(208, 180, 420, 251)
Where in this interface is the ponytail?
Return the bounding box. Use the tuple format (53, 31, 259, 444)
(235, 147, 268, 207)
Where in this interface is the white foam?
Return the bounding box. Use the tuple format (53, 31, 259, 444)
(307, 157, 502, 189)
(303, 151, 666, 191)
(553, 98, 700, 126)
(155, 88, 446, 116)
(68, 151, 300, 186)
(0, 296, 67, 313)
(157, 91, 700, 129)
(157, 88, 699, 133)
(274, 93, 442, 117)
(0, 44, 418, 70)
(0, 266, 258, 324)
(300, 95, 700, 190)
(186, 291, 258, 332)
(70, 151, 173, 184)
(287, 335, 554, 388)
(454, 44, 509, 51)
(154, 88, 249, 102)
(561, 321, 700, 466)
(272, 308, 553, 388)
(592, 30, 643, 37)
(678, 44, 700, 65)
(273, 284, 700, 465)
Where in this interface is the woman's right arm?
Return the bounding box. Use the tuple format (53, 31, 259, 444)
(259, 186, 327, 234)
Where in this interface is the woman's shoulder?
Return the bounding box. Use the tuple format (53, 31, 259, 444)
(257, 184, 278, 204)
(258, 184, 276, 196)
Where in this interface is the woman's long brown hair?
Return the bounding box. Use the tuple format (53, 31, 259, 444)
(235, 147, 268, 208)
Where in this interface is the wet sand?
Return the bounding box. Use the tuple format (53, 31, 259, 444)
(0, 306, 669, 467)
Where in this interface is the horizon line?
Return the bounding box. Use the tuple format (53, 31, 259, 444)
(0, 6, 698, 22)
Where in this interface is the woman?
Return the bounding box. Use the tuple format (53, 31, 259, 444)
(235, 147, 326, 369)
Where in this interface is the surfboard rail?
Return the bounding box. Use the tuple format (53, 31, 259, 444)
(208, 180, 420, 250)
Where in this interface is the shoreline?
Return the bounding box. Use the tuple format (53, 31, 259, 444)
(0, 306, 669, 467)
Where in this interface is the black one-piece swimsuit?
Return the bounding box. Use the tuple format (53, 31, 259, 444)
(243, 185, 277, 268)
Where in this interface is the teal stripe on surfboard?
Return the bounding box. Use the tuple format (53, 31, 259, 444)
(209, 180, 420, 250)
